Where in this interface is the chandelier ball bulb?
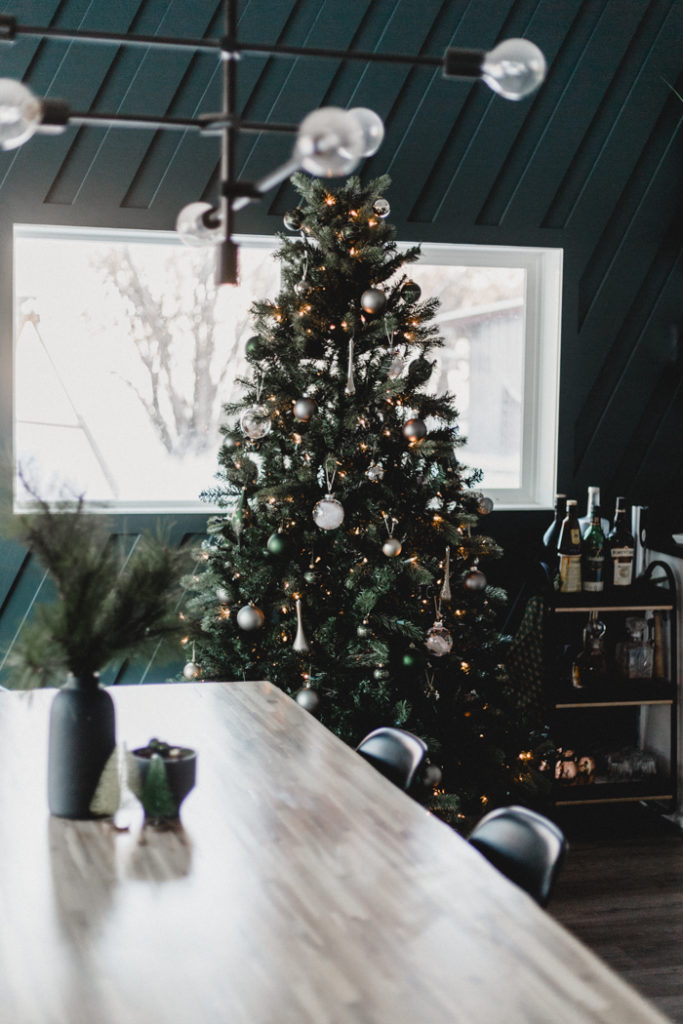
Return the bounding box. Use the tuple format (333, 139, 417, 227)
(294, 106, 365, 177)
(175, 201, 224, 246)
(481, 38, 546, 100)
(347, 107, 385, 157)
(0, 78, 42, 151)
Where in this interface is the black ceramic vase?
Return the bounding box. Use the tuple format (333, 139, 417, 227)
(47, 673, 116, 819)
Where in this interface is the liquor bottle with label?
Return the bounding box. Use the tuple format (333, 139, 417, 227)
(578, 485, 610, 535)
(582, 503, 606, 593)
(571, 611, 607, 690)
(543, 493, 567, 568)
(558, 499, 582, 593)
(608, 496, 635, 588)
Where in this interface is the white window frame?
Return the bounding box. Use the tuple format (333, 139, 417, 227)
(12, 227, 561, 515)
(410, 241, 563, 511)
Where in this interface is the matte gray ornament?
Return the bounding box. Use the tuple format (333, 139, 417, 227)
(293, 397, 317, 422)
(402, 417, 427, 441)
(382, 537, 403, 557)
(422, 763, 443, 787)
(295, 686, 320, 714)
(360, 287, 386, 314)
(313, 494, 345, 530)
(240, 405, 271, 440)
(236, 604, 265, 630)
(464, 567, 487, 591)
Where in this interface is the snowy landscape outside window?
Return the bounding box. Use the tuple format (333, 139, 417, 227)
(13, 228, 561, 512)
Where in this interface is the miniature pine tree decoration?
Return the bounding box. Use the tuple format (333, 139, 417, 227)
(184, 173, 543, 829)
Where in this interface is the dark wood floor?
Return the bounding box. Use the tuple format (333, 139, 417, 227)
(550, 806, 683, 1023)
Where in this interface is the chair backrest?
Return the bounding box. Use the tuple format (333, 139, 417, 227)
(467, 804, 567, 907)
(355, 727, 428, 791)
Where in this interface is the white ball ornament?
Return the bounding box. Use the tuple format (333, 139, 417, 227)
(313, 494, 345, 531)
(183, 661, 200, 680)
(293, 397, 317, 422)
(236, 604, 265, 631)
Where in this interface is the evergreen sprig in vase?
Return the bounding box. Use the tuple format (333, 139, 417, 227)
(4, 473, 188, 819)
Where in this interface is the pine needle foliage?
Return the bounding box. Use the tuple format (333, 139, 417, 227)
(183, 173, 546, 829)
(5, 476, 188, 688)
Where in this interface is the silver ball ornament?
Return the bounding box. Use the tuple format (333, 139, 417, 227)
(382, 537, 403, 557)
(365, 462, 385, 482)
(283, 207, 304, 231)
(422, 763, 443, 787)
(478, 495, 494, 515)
(182, 661, 200, 680)
(403, 417, 427, 441)
(373, 198, 390, 218)
(236, 604, 265, 631)
(240, 404, 271, 440)
(295, 687, 320, 714)
(464, 568, 487, 591)
(293, 397, 317, 422)
(360, 287, 386, 315)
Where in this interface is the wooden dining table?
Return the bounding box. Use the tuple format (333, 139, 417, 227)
(0, 680, 671, 1024)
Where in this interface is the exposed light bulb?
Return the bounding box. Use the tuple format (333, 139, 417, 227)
(294, 106, 365, 177)
(175, 201, 224, 246)
(0, 78, 42, 150)
(443, 38, 546, 101)
(481, 39, 546, 100)
(347, 107, 385, 157)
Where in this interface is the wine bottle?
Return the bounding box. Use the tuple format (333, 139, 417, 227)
(543, 493, 566, 567)
(558, 499, 582, 593)
(578, 485, 610, 536)
(582, 503, 606, 593)
(608, 496, 635, 588)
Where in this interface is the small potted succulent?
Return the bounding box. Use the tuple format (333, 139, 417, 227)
(4, 473, 188, 819)
(129, 738, 197, 825)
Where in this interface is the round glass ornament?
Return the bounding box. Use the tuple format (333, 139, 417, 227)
(425, 621, 453, 657)
(240, 405, 272, 440)
(373, 197, 391, 218)
(313, 494, 345, 530)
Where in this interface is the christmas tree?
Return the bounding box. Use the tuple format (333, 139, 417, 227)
(183, 173, 544, 829)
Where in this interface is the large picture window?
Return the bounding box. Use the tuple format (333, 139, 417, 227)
(13, 228, 561, 512)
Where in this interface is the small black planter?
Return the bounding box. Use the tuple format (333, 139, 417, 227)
(47, 673, 116, 819)
(131, 740, 196, 824)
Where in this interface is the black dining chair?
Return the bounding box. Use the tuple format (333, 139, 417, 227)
(467, 804, 567, 907)
(355, 727, 428, 791)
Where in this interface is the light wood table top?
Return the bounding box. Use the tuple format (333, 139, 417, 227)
(0, 681, 670, 1024)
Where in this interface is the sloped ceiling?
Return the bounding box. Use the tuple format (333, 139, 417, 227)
(0, 0, 682, 512)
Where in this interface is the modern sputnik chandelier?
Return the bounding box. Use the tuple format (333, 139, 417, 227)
(0, 2, 546, 285)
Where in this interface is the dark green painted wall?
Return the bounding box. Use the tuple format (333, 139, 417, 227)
(0, 0, 681, 678)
